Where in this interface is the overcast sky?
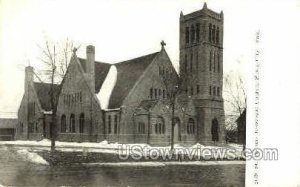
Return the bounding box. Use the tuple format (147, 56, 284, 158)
(0, 0, 299, 118)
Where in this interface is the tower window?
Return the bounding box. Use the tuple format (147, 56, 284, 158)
(209, 51, 212, 71)
(196, 23, 200, 42)
(154, 89, 157, 99)
(191, 25, 195, 43)
(185, 27, 190, 44)
(212, 25, 216, 43)
(209, 24, 212, 42)
(217, 87, 220, 96)
(197, 85, 200, 94)
(213, 52, 216, 72)
(216, 27, 220, 44)
(163, 90, 166, 99)
(213, 87, 216, 96)
(191, 87, 194, 96)
(218, 53, 220, 72)
(209, 86, 212, 95)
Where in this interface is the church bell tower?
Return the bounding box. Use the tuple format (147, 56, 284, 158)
(179, 3, 225, 144)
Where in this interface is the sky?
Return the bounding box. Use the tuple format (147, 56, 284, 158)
(1, 0, 300, 185)
(0, 0, 262, 117)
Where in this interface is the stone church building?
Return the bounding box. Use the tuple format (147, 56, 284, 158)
(16, 3, 225, 145)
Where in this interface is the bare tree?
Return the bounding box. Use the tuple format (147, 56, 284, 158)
(159, 50, 196, 150)
(223, 71, 247, 145)
(38, 38, 75, 151)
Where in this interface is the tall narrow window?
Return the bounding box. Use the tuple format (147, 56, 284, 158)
(108, 115, 111, 134)
(163, 90, 166, 99)
(209, 86, 212, 95)
(190, 53, 193, 72)
(213, 52, 216, 72)
(138, 122, 145, 134)
(70, 114, 75, 133)
(184, 54, 188, 73)
(185, 27, 190, 44)
(197, 85, 200, 94)
(191, 25, 195, 42)
(209, 51, 212, 71)
(216, 27, 220, 44)
(212, 25, 216, 43)
(209, 24, 212, 42)
(217, 87, 220, 96)
(154, 89, 157, 99)
(213, 87, 216, 96)
(187, 118, 195, 134)
(114, 115, 118, 134)
(79, 113, 84, 133)
(196, 53, 199, 71)
(61, 115, 66, 133)
(150, 88, 153, 99)
(196, 23, 200, 42)
(218, 53, 220, 72)
(191, 87, 194, 96)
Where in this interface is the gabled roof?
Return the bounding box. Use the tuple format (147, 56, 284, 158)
(33, 82, 60, 111)
(78, 58, 111, 93)
(108, 52, 159, 108)
(0, 118, 17, 129)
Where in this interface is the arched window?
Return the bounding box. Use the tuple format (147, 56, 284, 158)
(213, 87, 216, 96)
(79, 113, 84, 134)
(216, 27, 220, 44)
(114, 115, 118, 134)
(70, 114, 75, 133)
(209, 86, 212, 95)
(217, 87, 220, 96)
(187, 118, 195, 134)
(108, 115, 111, 134)
(61, 115, 66, 133)
(209, 24, 212, 42)
(191, 25, 195, 42)
(197, 85, 200, 94)
(196, 23, 200, 42)
(212, 25, 216, 43)
(191, 86, 194, 96)
(185, 27, 190, 44)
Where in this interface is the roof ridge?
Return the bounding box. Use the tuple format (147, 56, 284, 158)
(115, 51, 159, 65)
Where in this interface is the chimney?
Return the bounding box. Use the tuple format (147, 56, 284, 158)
(86, 45, 95, 93)
(25, 66, 34, 94)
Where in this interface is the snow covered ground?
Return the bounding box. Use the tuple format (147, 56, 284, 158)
(0, 139, 245, 164)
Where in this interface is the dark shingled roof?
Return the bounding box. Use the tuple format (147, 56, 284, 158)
(0, 118, 17, 129)
(78, 58, 111, 93)
(33, 82, 60, 111)
(108, 52, 159, 109)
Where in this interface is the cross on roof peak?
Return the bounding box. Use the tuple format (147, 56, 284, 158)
(161, 40, 166, 49)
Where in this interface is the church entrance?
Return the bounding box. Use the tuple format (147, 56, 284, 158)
(211, 118, 219, 142)
(174, 117, 181, 143)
